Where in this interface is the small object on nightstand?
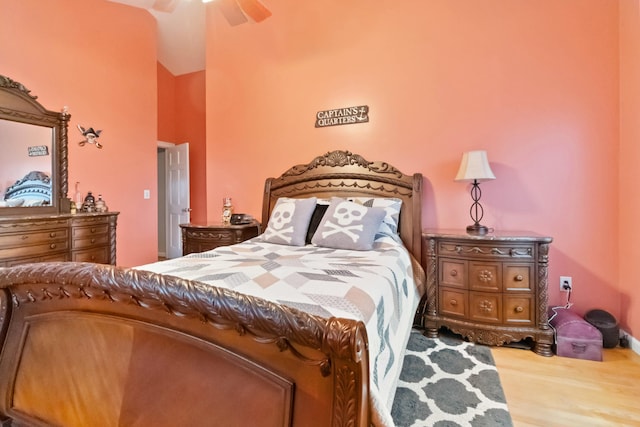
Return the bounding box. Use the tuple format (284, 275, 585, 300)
(222, 197, 233, 224)
(454, 150, 496, 235)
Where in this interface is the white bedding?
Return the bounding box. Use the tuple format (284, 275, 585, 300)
(137, 235, 421, 426)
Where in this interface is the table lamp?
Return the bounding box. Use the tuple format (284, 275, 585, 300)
(455, 150, 496, 235)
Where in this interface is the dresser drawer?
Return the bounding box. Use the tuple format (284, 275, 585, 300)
(0, 228, 68, 248)
(439, 288, 467, 317)
(73, 247, 109, 263)
(7, 252, 71, 266)
(0, 239, 69, 260)
(73, 234, 109, 250)
(72, 224, 109, 239)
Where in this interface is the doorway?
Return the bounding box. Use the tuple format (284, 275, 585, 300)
(157, 141, 190, 260)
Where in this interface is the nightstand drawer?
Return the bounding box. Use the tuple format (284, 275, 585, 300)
(438, 241, 535, 260)
(469, 292, 502, 323)
(469, 261, 501, 292)
(503, 264, 532, 291)
(504, 295, 534, 324)
(440, 259, 466, 289)
(439, 288, 467, 317)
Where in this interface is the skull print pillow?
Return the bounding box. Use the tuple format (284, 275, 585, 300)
(311, 197, 386, 251)
(262, 197, 317, 246)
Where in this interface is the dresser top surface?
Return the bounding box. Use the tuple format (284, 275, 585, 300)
(0, 212, 119, 224)
(423, 229, 553, 243)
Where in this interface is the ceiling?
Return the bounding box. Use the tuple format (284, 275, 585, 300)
(107, 0, 207, 76)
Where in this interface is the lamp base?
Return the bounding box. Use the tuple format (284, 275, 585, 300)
(466, 224, 489, 235)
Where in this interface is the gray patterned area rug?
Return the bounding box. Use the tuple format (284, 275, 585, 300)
(391, 330, 513, 427)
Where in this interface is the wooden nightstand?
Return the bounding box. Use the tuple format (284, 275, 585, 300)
(180, 221, 261, 256)
(422, 229, 554, 356)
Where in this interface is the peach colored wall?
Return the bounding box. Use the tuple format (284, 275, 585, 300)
(205, 1, 624, 324)
(1, 0, 159, 267)
(157, 67, 207, 224)
(619, 0, 640, 338)
(175, 71, 207, 224)
(158, 63, 178, 143)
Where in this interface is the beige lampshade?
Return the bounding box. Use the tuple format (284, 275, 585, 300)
(454, 150, 496, 182)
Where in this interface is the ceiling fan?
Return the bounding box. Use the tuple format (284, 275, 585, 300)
(144, 0, 271, 26)
(206, 0, 271, 25)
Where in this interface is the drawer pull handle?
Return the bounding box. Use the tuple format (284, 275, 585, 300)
(21, 235, 29, 240)
(90, 228, 97, 233)
(50, 232, 56, 237)
(91, 238, 96, 244)
(515, 274, 524, 281)
(450, 299, 458, 306)
(515, 306, 524, 313)
(450, 270, 458, 277)
(50, 243, 56, 249)
(571, 343, 587, 353)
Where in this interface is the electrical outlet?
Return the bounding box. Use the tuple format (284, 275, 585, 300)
(560, 276, 572, 292)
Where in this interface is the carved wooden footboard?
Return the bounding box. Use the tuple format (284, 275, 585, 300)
(0, 262, 370, 427)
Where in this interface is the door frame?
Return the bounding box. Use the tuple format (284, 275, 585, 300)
(157, 141, 191, 259)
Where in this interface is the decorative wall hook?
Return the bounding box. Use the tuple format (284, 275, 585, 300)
(77, 124, 103, 149)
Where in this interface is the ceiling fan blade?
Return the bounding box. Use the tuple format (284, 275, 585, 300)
(236, 0, 272, 23)
(151, 0, 179, 13)
(217, 0, 249, 26)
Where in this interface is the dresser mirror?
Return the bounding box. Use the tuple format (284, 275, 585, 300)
(0, 75, 69, 216)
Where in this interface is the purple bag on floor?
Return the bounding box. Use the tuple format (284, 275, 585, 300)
(550, 308, 603, 361)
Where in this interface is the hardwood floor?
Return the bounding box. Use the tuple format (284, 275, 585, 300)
(491, 344, 640, 426)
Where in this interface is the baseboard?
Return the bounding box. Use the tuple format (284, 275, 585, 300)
(620, 328, 640, 356)
(158, 251, 167, 258)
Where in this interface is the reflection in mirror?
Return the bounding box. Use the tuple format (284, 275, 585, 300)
(0, 74, 70, 216)
(0, 120, 53, 207)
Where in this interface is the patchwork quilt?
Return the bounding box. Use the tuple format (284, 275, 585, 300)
(137, 236, 421, 427)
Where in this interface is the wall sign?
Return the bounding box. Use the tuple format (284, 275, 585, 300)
(315, 105, 369, 128)
(27, 145, 49, 157)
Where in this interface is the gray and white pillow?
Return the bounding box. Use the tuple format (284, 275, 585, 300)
(262, 197, 317, 246)
(348, 197, 403, 239)
(312, 197, 386, 251)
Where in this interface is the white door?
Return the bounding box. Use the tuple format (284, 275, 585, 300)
(166, 143, 190, 259)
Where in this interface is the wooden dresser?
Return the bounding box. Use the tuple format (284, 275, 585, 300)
(422, 230, 554, 356)
(180, 221, 261, 256)
(0, 212, 118, 267)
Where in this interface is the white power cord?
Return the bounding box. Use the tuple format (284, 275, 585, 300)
(548, 288, 573, 344)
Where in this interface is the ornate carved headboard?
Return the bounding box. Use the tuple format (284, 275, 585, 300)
(262, 150, 423, 262)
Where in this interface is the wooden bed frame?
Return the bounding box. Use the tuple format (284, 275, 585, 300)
(0, 150, 423, 427)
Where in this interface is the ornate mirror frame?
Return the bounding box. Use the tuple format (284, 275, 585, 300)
(0, 75, 70, 216)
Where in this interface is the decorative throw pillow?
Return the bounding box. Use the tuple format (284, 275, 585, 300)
(305, 201, 330, 244)
(311, 197, 386, 251)
(348, 197, 403, 238)
(262, 197, 317, 246)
